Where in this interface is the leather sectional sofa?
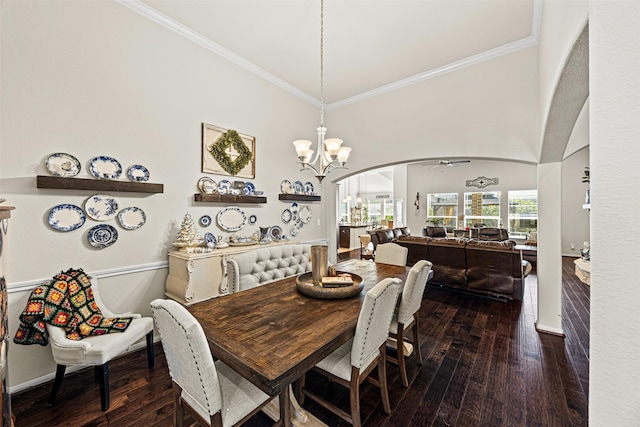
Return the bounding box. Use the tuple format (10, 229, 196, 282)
(369, 227, 411, 250)
(394, 235, 531, 301)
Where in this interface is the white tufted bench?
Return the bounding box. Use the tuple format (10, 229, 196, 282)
(226, 244, 312, 293)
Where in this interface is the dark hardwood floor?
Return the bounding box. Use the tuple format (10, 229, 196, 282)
(11, 255, 589, 426)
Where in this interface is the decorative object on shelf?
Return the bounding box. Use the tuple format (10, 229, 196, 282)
(87, 224, 118, 248)
(202, 123, 255, 178)
(198, 215, 212, 227)
(292, 0, 351, 183)
(280, 180, 293, 194)
(84, 194, 119, 221)
(304, 181, 315, 196)
(259, 226, 270, 243)
(204, 232, 216, 248)
(268, 225, 283, 241)
(45, 153, 81, 177)
(172, 213, 206, 251)
(217, 179, 232, 195)
(244, 182, 255, 195)
(294, 181, 304, 194)
(126, 164, 150, 182)
(248, 214, 257, 225)
(216, 206, 247, 232)
(48, 204, 86, 232)
(117, 207, 146, 230)
(197, 177, 217, 194)
(88, 156, 122, 180)
(281, 209, 292, 224)
(465, 176, 499, 188)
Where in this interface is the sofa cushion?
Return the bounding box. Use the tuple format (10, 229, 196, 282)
(375, 229, 395, 245)
(423, 226, 447, 238)
(466, 239, 515, 251)
(427, 238, 467, 287)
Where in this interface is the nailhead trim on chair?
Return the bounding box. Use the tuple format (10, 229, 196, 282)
(354, 284, 397, 368)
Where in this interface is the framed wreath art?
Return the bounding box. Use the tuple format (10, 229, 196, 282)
(202, 123, 256, 178)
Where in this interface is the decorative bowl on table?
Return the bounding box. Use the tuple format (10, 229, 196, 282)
(295, 271, 364, 299)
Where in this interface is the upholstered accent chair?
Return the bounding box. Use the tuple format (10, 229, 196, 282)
(387, 260, 433, 387)
(150, 299, 272, 427)
(300, 278, 402, 427)
(374, 242, 408, 266)
(46, 277, 154, 411)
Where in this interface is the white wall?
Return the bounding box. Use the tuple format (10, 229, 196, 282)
(561, 146, 590, 256)
(590, 1, 640, 424)
(1, 1, 327, 389)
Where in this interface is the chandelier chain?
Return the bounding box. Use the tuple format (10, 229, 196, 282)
(320, 0, 324, 127)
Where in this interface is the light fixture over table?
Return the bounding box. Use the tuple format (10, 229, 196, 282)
(293, 0, 351, 183)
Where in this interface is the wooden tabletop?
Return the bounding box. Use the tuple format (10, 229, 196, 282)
(188, 259, 409, 396)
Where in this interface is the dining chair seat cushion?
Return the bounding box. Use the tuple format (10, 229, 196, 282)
(46, 315, 153, 365)
(314, 337, 378, 382)
(181, 359, 270, 427)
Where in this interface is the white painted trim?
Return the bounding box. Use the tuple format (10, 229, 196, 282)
(115, 0, 319, 107)
(116, 0, 544, 109)
(535, 323, 565, 337)
(7, 261, 169, 294)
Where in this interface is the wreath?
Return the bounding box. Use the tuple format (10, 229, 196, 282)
(209, 130, 253, 176)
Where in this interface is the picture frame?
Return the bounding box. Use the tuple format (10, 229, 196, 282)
(202, 123, 256, 178)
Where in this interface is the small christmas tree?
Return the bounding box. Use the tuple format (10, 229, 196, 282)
(173, 213, 204, 251)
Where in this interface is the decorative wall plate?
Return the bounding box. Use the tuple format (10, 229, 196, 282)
(48, 204, 86, 232)
(217, 206, 247, 231)
(127, 164, 150, 182)
(248, 214, 257, 225)
(199, 215, 212, 227)
(89, 156, 122, 180)
(290, 202, 299, 214)
(46, 153, 81, 177)
(196, 177, 217, 194)
(269, 225, 283, 240)
(293, 181, 304, 194)
(87, 224, 118, 248)
(304, 181, 314, 195)
(204, 232, 217, 247)
(85, 194, 119, 221)
(217, 180, 232, 195)
(244, 182, 255, 195)
(280, 180, 292, 194)
(117, 207, 146, 230)
(281, 209, 292, 224)
(290, 224, 300, 237)
(299, 205, 312, 224)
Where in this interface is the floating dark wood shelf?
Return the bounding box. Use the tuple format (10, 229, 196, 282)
(37, 175, 164, 193)
(194, 193, 267, 204)
(278, 194, 321, 202)
(0, 206, 15, 221)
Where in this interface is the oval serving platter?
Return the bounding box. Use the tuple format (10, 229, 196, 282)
(84, 194, 119, 221)
(127, 165, 150, 182)
(217, 206, 247, 232)
(281, 209, 292, 224)
(48, 204, 86, 232)
(89, 156, 122, 180)
(45, 153, 81, 177)
(117, 207, 146, 230)
(87, 224, 118, 249)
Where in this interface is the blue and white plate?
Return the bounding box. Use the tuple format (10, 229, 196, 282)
(48, 204, 86, 232)
(87, 224, 118, 248)
(89, 156, 122, 180)
(290, 224, 300, 237)
(217, 206, 247, 232)
(299, 205, 312, 224)
(244, 182, 256, 195)
(248, 214, 257, 225)
(127, 165, 150, 182)
(199, 215, 212, 227)
(218, 180, 232, 195)
(46, 153, 81, 177)
(280, 180, 292, 194)
(197, 177, 217, 194)
(269, 225, 283, 240)
(85, 194, 119, 221)
(118, 207, 146, 230)
(281, 209, 292, 224)
(304, 181, 314, 196)
(290, 202, 299, 214)
(294, 181, 304, 194)
(204, 232, 217, 247)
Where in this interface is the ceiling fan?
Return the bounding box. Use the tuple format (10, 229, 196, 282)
(421, 159, 471, 168)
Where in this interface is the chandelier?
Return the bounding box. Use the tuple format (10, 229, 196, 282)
(293, 0, 351, 183)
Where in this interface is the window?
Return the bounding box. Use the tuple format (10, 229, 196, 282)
(427, 193, 458, 229)
(340, 200, 349, 223)
(464, 191, 500, 227)
(508, 190, 538, 237)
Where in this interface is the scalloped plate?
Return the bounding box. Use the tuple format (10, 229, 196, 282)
(89, 156, 122, 180)
(118, 207, 147, 230)
(87, 224, 118, 248)
(48, 204, 86, 232)
(127, 164, 150, 182)
(45, 153, 81, 177)
(85, 194, 119, 221)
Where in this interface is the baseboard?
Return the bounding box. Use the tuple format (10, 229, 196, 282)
(535, 322, 565, 336)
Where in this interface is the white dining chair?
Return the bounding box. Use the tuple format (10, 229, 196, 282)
(150, 299, 272, 427)
(300, 277, 402, 427)
(375, 242, 408, 266)
(387, 260, 433, 387)
(46, 276, 154, 411)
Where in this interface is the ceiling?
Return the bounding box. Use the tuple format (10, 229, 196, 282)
(122, 0, 540, 108)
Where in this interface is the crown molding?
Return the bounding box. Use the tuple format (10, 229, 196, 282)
(116, 0, 543, 110)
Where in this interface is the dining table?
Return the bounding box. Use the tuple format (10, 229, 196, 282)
(187, 258, 410, 427)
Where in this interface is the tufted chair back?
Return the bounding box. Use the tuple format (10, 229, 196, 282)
(227, 244, 311, 293)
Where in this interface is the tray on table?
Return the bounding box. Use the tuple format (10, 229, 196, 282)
(295, 271, 364, 299)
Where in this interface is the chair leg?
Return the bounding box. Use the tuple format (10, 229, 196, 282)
(396, 324, 409, 387)
(349, 368, 361, 427)
(413, 314, 423, 365)
(97, 362, 110, 411)
(378, 345, 391, 414)
(172, 381, 185, 427)
(146, 331, 155, 368)
(47, 364, 66, 407)
(296, 373, 306, 405)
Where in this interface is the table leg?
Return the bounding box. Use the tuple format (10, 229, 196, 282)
(261, 385, 326, 426)
(279, 387, 292, 427)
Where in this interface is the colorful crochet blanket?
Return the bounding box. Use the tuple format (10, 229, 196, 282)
(13, 268, 132, 346)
